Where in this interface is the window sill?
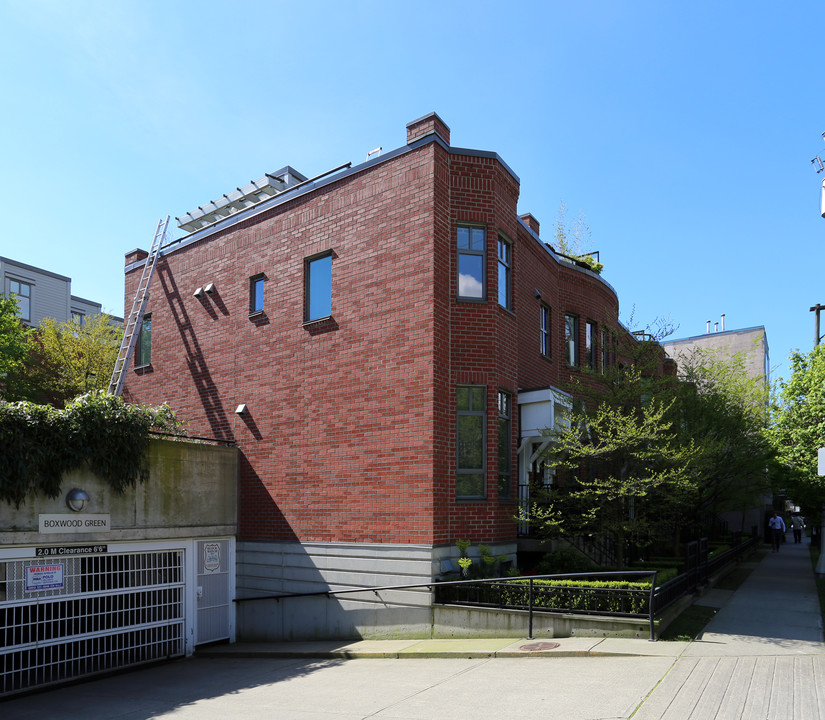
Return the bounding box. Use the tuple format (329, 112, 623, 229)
(302, 315, 334, 327)
(497, 304, 516, 318)
(134, 363, 153, 374)
(456, 497, 487, 503)
(457, 297, 487, 304)
(248, 310, 265, 319)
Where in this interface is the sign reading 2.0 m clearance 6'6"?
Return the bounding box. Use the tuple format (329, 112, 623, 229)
(38, 514, 111, 533)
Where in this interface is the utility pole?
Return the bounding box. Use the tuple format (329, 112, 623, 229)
(811, 305, 825, 347)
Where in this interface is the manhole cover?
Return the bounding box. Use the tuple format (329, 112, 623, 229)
(519, 642, 560, 651)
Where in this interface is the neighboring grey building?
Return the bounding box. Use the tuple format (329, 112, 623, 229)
(663, 320, 771, 539)
(662, 320, 770, 386)
(0, 256, 122, 327)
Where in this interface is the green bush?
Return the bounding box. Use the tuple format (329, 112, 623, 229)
(501, 578, 652, 614)
(0, 392, 181, 506)
(534, 549, 597, 575)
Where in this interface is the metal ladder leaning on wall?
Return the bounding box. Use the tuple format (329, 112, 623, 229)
(107, 216, 170, 397)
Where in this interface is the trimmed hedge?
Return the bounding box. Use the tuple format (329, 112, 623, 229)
(438, 577, 655, 616)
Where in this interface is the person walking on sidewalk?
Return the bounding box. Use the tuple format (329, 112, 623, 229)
(790, 513, 805, 544)
(769, 512, 786, 552)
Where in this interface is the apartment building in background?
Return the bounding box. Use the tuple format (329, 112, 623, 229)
(0, 256, 122, 326)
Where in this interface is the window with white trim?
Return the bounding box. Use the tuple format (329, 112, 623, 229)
(7, 279, 31, 322)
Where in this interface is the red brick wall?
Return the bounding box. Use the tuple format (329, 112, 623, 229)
(123, 120, 640, 549)
(126, 143, 443, 544)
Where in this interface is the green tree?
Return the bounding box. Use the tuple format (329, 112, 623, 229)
(553, 201, 604, 273)
(0, 295, 32, 399)
(529, 351, 696, 567)
(5, 313, 122, 406)
(676, 346, 774, 533)
(769, 345, 825, 519)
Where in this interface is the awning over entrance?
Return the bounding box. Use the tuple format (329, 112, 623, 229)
(517, 387, 572, 535)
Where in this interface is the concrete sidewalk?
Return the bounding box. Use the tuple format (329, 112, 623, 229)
(635, 537, 825, 719)
(3, 540, 824, 720)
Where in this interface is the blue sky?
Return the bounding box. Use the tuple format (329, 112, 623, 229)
(2, 0, 823, 381)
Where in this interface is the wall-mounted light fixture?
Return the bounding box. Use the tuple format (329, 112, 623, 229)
(66, 488, 90, 512)
(235, 404, 248, 416)
(204, 283, 215, 295)
(193, 287, 204, 298)
(534, 289, 542, 299)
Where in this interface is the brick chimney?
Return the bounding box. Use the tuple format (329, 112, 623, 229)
(125, 248, 149, 266)
(520, 213, 540, 235)
(406, 112, 450, 146)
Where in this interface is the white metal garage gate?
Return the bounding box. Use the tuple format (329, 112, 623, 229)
(0, 541, 232, 696)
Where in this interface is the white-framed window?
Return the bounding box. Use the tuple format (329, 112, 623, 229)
(7, 279, 31, 322)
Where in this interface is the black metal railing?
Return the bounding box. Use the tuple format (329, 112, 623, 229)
(234, 536, 758, 643)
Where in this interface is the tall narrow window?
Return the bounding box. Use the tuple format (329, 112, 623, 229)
(498, 391, 512, 497)
(250, 274, 265, 314)
(305, 253, 332, 322)
(564, 314, 578, 367)
(457, 386, 486, 498)
(540, 304, 551, 357)
(457, 226, 485, 299)
(586, 320, 597, 370)
(8, 279, 31, 322)
(601, 328, 610, 372)
(497, 236, 511, 310)
(136, 314, 151, 367)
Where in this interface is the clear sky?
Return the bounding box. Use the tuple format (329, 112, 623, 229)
(2, 0, 823, 381)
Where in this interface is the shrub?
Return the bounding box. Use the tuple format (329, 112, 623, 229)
(0, 392, 182, 506)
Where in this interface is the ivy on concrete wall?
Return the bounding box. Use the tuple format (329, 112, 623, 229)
(0, 392, 181, 506)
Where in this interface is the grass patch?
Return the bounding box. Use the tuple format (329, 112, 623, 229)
(809, 546, 825, 624)
(714, 566, 754, 591)
(658, 548, 761, 641)
(659, 605, 719, 641)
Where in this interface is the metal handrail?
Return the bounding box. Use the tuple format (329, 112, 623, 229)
(235, 570, 660, 641)
(233, 539, 757, 644)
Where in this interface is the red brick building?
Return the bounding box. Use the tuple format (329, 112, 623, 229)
(123, 113, 646, 639)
